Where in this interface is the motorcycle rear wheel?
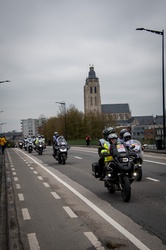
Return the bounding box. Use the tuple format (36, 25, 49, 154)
(121, 176, 131, 202)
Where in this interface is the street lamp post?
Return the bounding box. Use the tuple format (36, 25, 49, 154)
(136, 27, 165, 149)
(55, 102, 67, 140)
(0, 80, 10, 84)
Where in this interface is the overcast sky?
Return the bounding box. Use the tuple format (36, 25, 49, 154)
(0, 0, 166, 132)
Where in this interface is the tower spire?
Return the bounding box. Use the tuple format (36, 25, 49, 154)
(84, 66, 101, 114)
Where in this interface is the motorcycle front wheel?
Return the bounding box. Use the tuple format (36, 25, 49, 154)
(135, 168, 142, 181)
(62, 155, 66, 165)
(121, 176, 131, 202)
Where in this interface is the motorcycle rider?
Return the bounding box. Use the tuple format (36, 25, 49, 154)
(52, 132, 59, 157)
(98, 127, 115, 180)
(123, 132, 132, 143)
(118, 128, 128, 143)
(99, 133, 119, 180)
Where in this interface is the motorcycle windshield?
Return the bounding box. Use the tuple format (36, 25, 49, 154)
(126, 139, 143, 153)
(57, 138, 67, 146)
(116, 144, 128, 157)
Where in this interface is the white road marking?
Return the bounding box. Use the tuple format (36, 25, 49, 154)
(27, 233, 40, 250)
(51, 191, 61, 199)
(33, 171, 38, 174)
(30, 167, 34, 170)
(12, 172, 17, 175)
(16, 184, 21, 189)
(146, 177, 160, 182)
(43, 182, 50, 187)
(14, 177, 18, 181)
(63, 206, 78, 218)
(18, 193, 25, 201)
(22, 208, 31, 220)
(37, 176, 43, 181)
(144, 159, 166, 165)
(16, 149, 152, 250)
(84, 232, 105, 250)
(74, 156, 82, 159)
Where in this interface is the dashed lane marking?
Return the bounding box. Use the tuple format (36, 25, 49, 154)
(27, 233, 40, 250)
(63, 206, 78, 218)
(51, 191, 61, 200)
(33, 171, 38, 174)
(74, 156, 82, 159)
(37, 176, 44, 181)
(146, 177, 160, 182)
(16, 184, 21, 189)
(18, 193, 25, 201)
(84, 232, 105, 250)
(22, 208, 31, 220)
(43, 182, 50, 187)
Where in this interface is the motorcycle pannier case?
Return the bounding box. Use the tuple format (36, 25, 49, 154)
(92, 162, 99, 178)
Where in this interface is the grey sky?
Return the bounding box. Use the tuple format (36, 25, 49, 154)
(0, 0, 166, 132)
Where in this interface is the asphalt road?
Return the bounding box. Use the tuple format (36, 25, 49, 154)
(2, 146, 166, 250)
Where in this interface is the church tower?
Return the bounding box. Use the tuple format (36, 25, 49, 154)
(84, 66, 102, 114)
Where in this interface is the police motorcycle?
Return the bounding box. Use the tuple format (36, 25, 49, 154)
(123, 132, 143, 181)
(53, 136, 70, 165)
(34, 135, 46, 155)
(92, 133, 135, 202)
(26, 137, 34, 153)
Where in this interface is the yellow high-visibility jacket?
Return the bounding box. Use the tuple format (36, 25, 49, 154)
(100, 141, 113, 162)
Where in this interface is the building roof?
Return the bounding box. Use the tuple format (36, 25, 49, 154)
(101, 103, 130, 114)
(154, 115, 163, 125)
(130, 116, 155, 125)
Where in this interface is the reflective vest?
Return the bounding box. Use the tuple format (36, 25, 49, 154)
(100, 141, 113, 162)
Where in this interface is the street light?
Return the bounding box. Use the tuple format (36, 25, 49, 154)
(136, 27, 165, 149)
(55, 101, 67, 140)
(0, 80, 10, 84)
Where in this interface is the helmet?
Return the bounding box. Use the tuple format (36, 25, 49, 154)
(120, 129, 128, 139)
(54, 131, 59, 138)
(103, 127, 115, 140)
(123, 132, 131, 142)
(108, 133, 118, 143)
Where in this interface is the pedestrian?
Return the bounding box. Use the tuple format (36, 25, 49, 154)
(0, 135, 7, 154)
(85, 135, 91, 146)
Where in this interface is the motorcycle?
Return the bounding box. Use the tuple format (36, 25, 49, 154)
(35, 139, 45, 155)
(125, 139, 143, 181)
(26, 138, 33, 153)
(53, 136, 70, 165)
(92, 143, 135, 202)
(18, 140, 23, 149)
